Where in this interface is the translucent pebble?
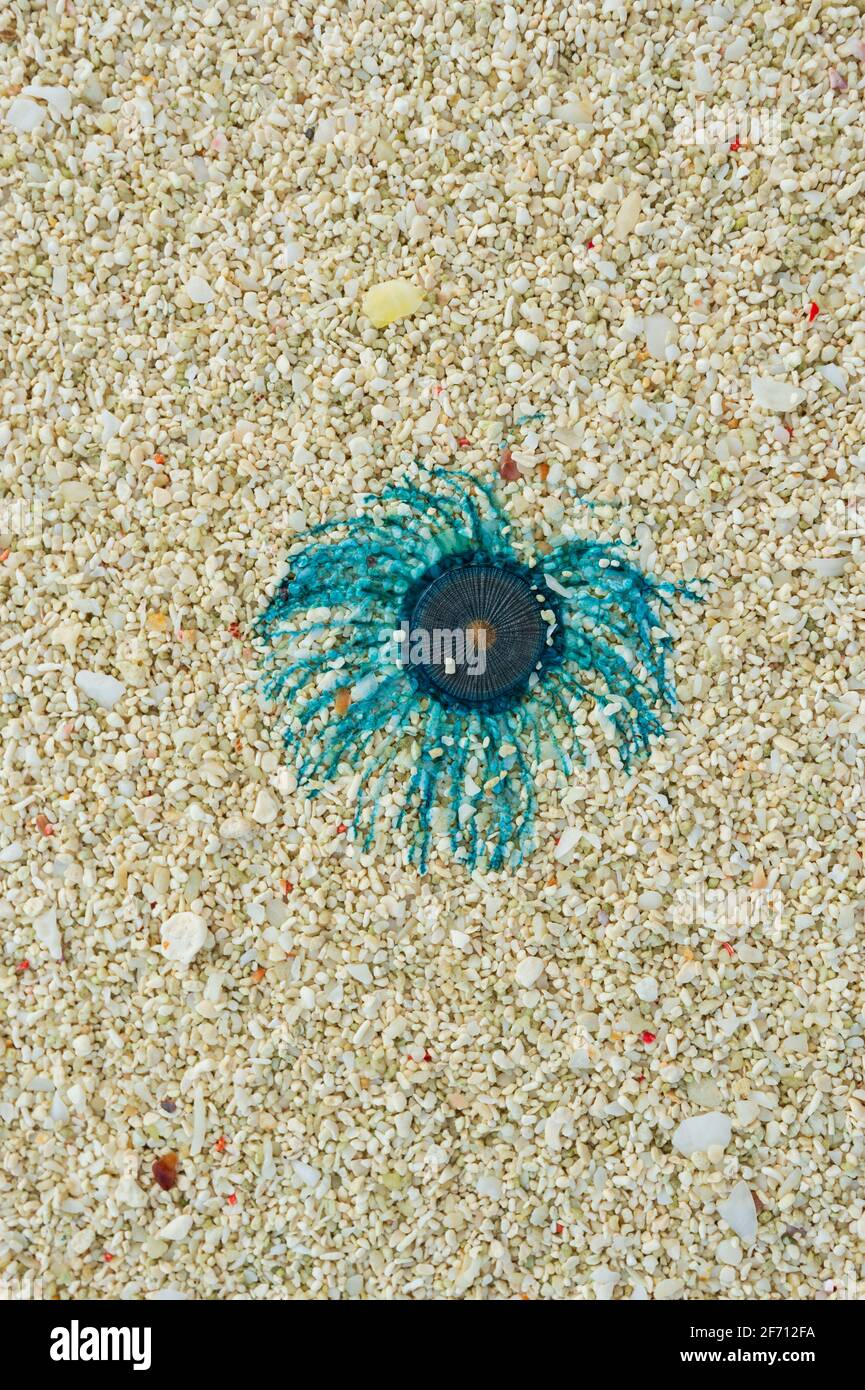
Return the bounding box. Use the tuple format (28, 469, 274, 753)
(554, 99, 593, 126)
(615, 189, 642, 239)
(554, 825, 580, 862)
(672, 1111, 732, 1157)
(34, 907, 62, 959)
(694, 60, 715, 94)
(725, 35, 750, 61)
(361, 279, 424, 328)
(6, 97, 43, 133)
(750, 376, 805, 412)
(645, 313, 676, 359)
(718, 1181, 758, 1245)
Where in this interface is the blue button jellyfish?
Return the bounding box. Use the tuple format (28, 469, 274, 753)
(256, 469, 697, 872)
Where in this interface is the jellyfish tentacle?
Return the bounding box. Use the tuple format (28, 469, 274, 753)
(434, 466, 511, 530)
(478, 715, 512, 871)
(297, 674, 406, 783)
(261, 630, 384, 709)
(377, 484, 475, 549)
(533, 681, 579, 777)
(446, 713, 470, 858)
(354, 712, 416, 850)
(397, 700, 446, 872)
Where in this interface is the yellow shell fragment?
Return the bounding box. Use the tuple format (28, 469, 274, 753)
(361, 279, 424, 328)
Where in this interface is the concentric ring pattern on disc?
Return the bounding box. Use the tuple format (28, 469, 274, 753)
(408, 562, 548, 708)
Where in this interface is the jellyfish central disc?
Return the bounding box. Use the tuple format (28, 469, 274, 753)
(406, 560, 548, 708)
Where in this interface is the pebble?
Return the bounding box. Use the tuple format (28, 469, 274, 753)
(654, 1278, 685, 1300)
(252, 787, 280, 825)
(514, 329, 540, 357)
(694, 60, 715, 95)
(554, 826, 580, 862)
(6, 97, 43, 133)
(74, 671, 126, 710)
(515, 957, 545, 989)
(185, 275, 214, 305)
(115, 1174, 147, 1209)
(554, 99, 593, 126)
(293, 1161, 321, 1188)
(160, 912, 208, 967)
(672, 1112, 732, 1158)
(157, 1214, 193, 1242)
(361, 280, 424, 328)
(477, 1174, 502, 1199)
(33, 907, 62, 960)
(614, 189, 642, 239)
(644, 313, 676, 360)
(219, 816, 254, 841)
(717, 1238, 744, 1267)
(69, 1228, 95, 1258)
(23, 84, 72, 119)
(718, 1182, 758, 1246)
(751, 376, 806, 413)
(635, 976, 658, 1003)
